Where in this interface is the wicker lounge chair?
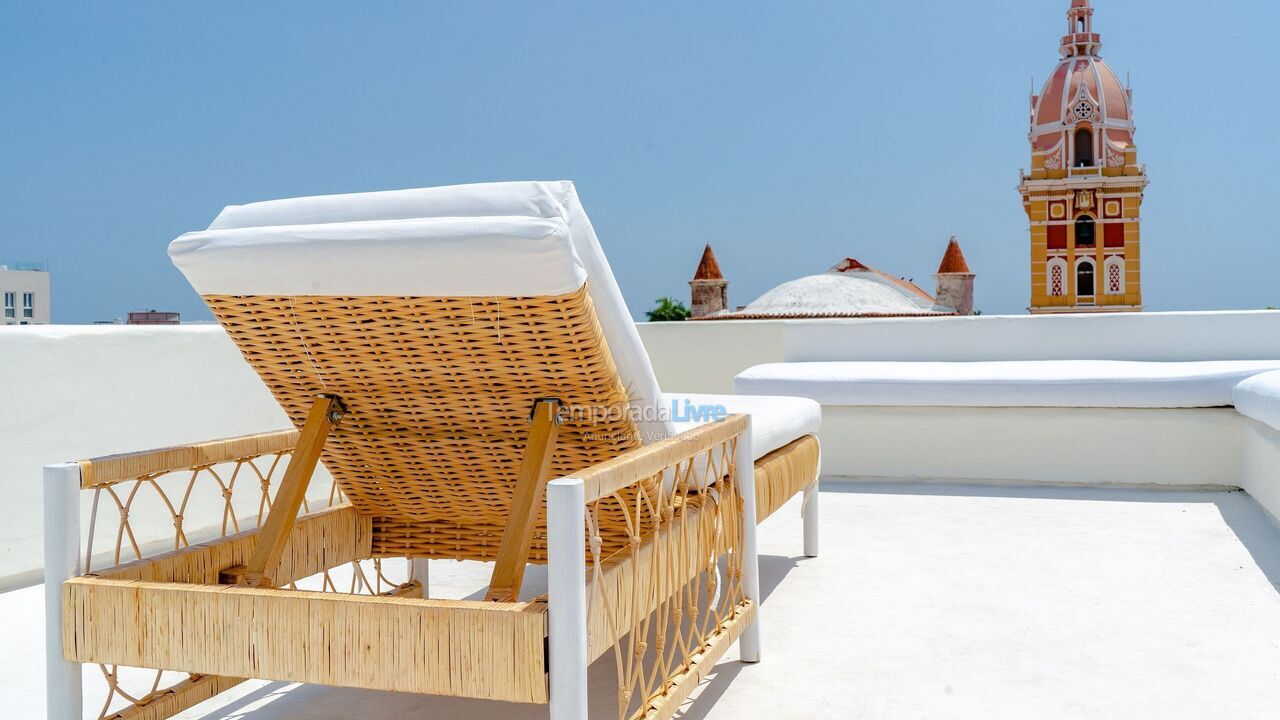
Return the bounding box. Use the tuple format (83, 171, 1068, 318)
(46, 181, 820, 720)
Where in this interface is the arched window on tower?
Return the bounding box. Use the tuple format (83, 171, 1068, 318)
(1104, 256, 1125, 295)
(1077, 259, 1096, 297)
(1075, 215, 1096, 247)
(1047, 258, 1067, 297)
(1074, 127, 1094, 167)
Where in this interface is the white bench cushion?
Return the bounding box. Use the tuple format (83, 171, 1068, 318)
(172, 181, 674, 445)
(735, 360, 1280, 409)
(665, 393, 821, 459)
(1233, 370, 1280, 432)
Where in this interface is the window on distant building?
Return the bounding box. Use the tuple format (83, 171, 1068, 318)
(1077, 259, 1096, 297)
(1075, 216, 1096, 247)
(1074, 127, 1094, 167)
(22, 292, 34, 318)
(3, 292, 14, 318)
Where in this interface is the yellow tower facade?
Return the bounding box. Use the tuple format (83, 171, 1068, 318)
(1019, 0, 1147, 314)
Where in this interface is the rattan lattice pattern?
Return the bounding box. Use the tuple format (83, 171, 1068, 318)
(78, 433, 405, 720)
(586, 433, 752, 720)
(204, 285, 649, 563)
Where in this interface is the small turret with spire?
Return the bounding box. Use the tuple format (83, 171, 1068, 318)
(689, 244, 728, 318)
(934, 236, 976, 316)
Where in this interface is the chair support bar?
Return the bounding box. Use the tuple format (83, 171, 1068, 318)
(487, 398, 563, 602)
(221, 394, 345, 587)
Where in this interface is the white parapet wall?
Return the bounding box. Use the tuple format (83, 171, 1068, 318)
(820, 406, 1242, 488)
(639, 319, 786, 395)
(640, 310, 1280, 513)
(638, 311, 1280, 392)
(0, 325, 297, 590)
(5, 310, 1280, 588)
(781, 310, 1280, 362)
(1240, 418, 1280, 523)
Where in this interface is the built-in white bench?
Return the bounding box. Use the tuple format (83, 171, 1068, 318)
(734, 360, 1280, 496)
(1235, 371, 1280, 522)
(736, 360, 1280, 409)
(1234, 370, 1280, 432)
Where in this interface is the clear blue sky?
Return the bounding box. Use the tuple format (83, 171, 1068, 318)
(2, 1, 1277, 322)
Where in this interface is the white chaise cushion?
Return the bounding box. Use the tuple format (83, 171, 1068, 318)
(169, 216, 583, 297)
(664, 393, 821, 460)
(734, 360, 1280, 409)
(1233, 370, 1280, 432)
(172, 181, 674, 445)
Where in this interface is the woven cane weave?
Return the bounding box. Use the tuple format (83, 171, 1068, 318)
(65, 578, 550, 703)
(204, 284, 649, 561)
(754, 435, 821, 522)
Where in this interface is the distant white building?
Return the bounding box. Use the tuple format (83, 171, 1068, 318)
(0, 264, 51, 325)
(691, 238, 976, 320)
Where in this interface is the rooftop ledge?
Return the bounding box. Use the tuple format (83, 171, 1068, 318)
(7, 309, 1280, 717)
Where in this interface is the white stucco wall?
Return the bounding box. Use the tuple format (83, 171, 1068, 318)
(782, 310, 1280, 363)
(638, 320, 785, 395)
(820, 406, 1242, 488)
(0, 326, 293, 589)
(1240, 419, 1280, 525)
(637, 311, 1280, 513)
(636, 311, 1280, 385)
(6, 311, 1280, 588)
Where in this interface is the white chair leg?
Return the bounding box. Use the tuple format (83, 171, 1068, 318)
(44, 463, 83, 720)
(548, 478, 588, 720)
(734, 417, 762, 663)
(410, 557, 429, 598)
(802, 478, 820, 558)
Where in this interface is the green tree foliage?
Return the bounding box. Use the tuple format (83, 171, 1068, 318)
(646, 297, 691, 322)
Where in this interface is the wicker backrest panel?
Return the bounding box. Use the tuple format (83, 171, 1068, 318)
(205, 284, 645, 561)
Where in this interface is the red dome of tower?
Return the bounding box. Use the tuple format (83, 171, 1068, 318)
(1029, 0, 1135, 170)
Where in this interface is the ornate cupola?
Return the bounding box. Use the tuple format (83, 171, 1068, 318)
(1062, 0, 1101, 57)
(1019, 0, 1148, 315)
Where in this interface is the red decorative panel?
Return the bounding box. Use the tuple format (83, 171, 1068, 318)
(1107, 259, 1123, 294)
(1104, 222, 1126, 248)
(1047, 225, 1068, 250)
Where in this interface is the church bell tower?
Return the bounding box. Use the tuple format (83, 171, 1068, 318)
(1019, 0, 1148, 313)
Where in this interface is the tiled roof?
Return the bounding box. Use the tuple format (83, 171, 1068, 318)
(692, 244, 724, 280)
(833, 257, 936, 304)
(937, 236, 972, 275)
(701, 257, 947, 321)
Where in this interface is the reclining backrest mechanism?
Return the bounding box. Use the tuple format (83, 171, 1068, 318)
(221, 394, 347, 587)
(222, 392, 566, 599)
(486, 397, 564, 602)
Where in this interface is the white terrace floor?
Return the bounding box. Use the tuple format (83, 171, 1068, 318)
(6, 480, 1280, 719)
